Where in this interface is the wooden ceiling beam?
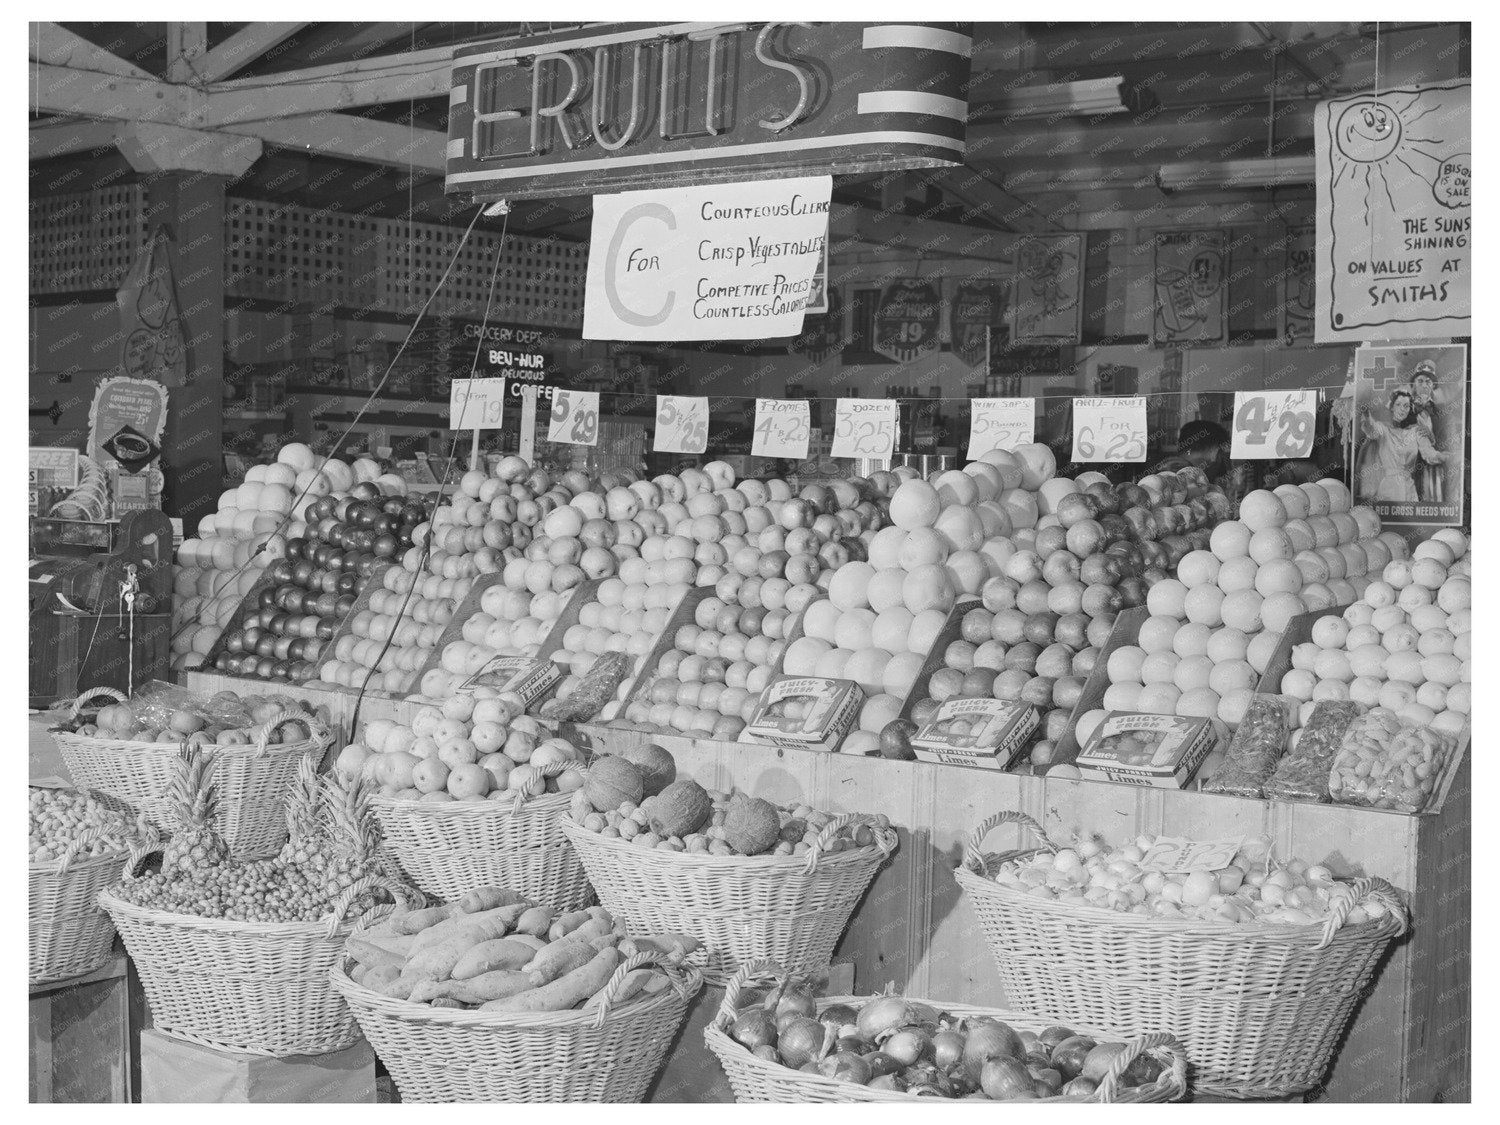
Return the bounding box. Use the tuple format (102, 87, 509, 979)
(222, 112, 447, 173)
(29, 116, 119, 161)
(196, 23, 309, 83)
(203, 45, 456, 125)
(28, 61, 203, 124)
(29, 23, 157, 81)
(166, 23, 208, 83)
(115, 121, 263, 176)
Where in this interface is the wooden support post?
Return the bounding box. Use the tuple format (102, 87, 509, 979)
(141, 172, 226, 529)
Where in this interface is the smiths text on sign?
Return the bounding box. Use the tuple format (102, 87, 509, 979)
(446, 23, 972, 200)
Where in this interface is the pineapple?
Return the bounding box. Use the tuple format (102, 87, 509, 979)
(318, 770, 384, 894)
(279, 755, 325, 868)
(162, 745, 229, 876)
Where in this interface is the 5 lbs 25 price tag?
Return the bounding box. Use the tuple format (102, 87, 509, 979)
(1072, 396, 1146, 462)
(752, 399, 810, 460)
(968, 398, 1035, 458)
(449, 378, 506, 430)
(1232, 389, 1316, 459)
(831, 399, 897, 460)
(653, 395, 709, 454)
(547, 389, 600, 446)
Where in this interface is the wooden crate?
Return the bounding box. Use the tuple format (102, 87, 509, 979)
(29, 957, 134, 1104)
(140, 1030, 375, 1103)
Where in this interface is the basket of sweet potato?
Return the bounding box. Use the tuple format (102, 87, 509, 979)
(330, 887, 704, 1102)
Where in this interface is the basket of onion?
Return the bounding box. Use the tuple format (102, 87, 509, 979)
(704, 961, 1188, 1103)
(953, 810, 1408, 1098)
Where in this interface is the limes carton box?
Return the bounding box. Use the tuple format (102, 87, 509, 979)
(458, 655, 560, 706)
(911, 698, 1040, 769)
(745, 675, 864, 752)
(1077, 712, 1226, 788)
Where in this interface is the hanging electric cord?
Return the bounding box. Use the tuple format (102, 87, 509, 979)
(169, 203, 487, 652)
(349, 206, 511, 735)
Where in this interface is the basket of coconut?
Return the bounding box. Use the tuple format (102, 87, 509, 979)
(347, 702, 594, 911)
(331, 891, 703, 1102)
(953, 810, 1408, 1098)
(99, 749, 419, 1055)
(53, 684, 330, 860)
(704, 961, 1188, 1103)
(559, 745, 897, 983)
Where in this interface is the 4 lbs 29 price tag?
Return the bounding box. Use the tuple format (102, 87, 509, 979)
(831, 399, 897, 459)
(547, 389, 600, 446)
(1232, 389, 1316, 459)
(752, 399, 810, 460)
(653, 395, 709, 454)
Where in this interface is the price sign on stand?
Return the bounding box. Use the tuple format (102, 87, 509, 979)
(1232, 389, 1316, 459)
(968, 399, 1035, 458)
(831, 399, 898, 460)
(448, 378, 506, 430)
(751, 399, 810, 460)
(547, 390, 601, 447)
(1072, 396, 1147, 462)
(653, 395, 709, 454)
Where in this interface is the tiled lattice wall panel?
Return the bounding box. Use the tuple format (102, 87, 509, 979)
(29, 187, 147, 293)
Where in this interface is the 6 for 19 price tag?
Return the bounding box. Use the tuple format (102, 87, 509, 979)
(1232, 389, 1316, 459)
(653, 395, 709, 455)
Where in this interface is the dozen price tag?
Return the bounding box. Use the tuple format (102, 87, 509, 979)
(831, 399, 898, 459)
(653, 395, 709, 454)
(547, 389, 601, 447)
(752, 399, 810, 460)
(1232, 389, 1316, 459)
(968, 398, 1035, 458)
(1071, 396, 1146, 462)
(449, 378, 506, 430)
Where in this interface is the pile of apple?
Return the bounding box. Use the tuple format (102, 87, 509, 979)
(210, 481, 424, 685)
(1278, 527, 1470, 737)
(336, 690, 585, 802)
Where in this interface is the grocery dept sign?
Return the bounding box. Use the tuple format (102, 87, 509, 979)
(446, 22, 971, 200)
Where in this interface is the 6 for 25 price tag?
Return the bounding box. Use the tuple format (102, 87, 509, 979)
(831, 399, 897, 459)
(1072, 396, 1147, 462)
(1232, 389, 1316, 459)
(752, 399, 810, 460)
(653, 395, 709, 454)
(547, 390, 600, 447)
(967, 398, 1035, 458)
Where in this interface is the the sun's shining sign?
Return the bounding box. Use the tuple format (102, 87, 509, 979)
(445, 23, 971, 200)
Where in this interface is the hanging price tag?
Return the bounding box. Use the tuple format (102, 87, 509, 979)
(1232, 389, 1317, 459)
(449, 378, 506, 430)
(1139, 836, 1245, 874)
(831, 399, 898, 459)
(547, 389, 601, 447)
(751, 399, 810, 460)
(653, 395, 709, 454)
(1071, 396, 1147, 462)
(968, 398, 1035, 458)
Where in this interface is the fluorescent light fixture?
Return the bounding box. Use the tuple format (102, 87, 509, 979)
(1001, 166, 1155, 195)
(1158, 156, 1315, 191)
(984, 77, 1127, 120)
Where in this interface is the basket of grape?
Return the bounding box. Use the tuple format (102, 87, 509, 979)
(100, 749, 420, 1055)
(53, 685, 332, 860)
(705, 961, 1188, 1103)
(953, 810, 1408, 1098)
(29, 786, 153, 986)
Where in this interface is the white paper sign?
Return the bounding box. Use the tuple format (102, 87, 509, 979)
(1072, 396, 1147, 462)
(449, 378, 506, 430)
(583, 176, 831, 342)
(653, 395, 709, 454)
(752, 399, 810, 460)
(1231, 389, 1317, 460)
(1139, 836, 1244, 874)
(831, 399, 898, 460)
(968, 399, 1035, 458)
(547, 390, 601, 447)
(29, 447, 79, 488)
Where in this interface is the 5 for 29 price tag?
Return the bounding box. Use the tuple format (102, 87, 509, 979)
(831, 399, 897, 459)
(653, 395, 709, 454)
(1072, 396, 1147, 462)
(752, 399, 810, 460)
(547, 390, 600, 447)
(1231, 389, 1316, 459)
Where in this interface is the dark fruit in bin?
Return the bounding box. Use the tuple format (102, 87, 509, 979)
(879, 719, 918, 760)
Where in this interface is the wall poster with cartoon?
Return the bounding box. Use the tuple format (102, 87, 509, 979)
(1352, 343, 1466, 527)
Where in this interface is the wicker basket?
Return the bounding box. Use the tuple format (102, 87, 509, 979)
(331, 948, 703, 1102)
(55, 687, 330, 860)
(953, 811, 1409, 1098)
(705, 960, 1190, 1103)
(100, 860, 419, 1057)
(561, 812, 896, 984)
(372, 762, 592, 909)
(29, 824, 153, 986)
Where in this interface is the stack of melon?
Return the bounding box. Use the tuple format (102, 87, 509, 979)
(170, 442, 387, 671)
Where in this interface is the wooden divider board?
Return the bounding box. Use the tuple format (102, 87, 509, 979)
(179, 669, 1470, 1102)
(408, 570, 509, 687)
(1054, 605, 1150, 763)
(1255, 604, 1352, 695)
(896, 598, 980, 721)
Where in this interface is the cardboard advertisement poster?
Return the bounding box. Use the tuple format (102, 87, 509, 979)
(583, 175, 831, 341)
(950, 279, 1009, 367)
(1315, 81, 1470, 343)
(1352, 343, 1466, 527)
(118, 227, 188, 388)
(788, 285, 844, 363)
(873, 279, 943, 363)
(1153, 229, 1229, 346)
(1281, 223, 1316, 346)
(1010, 233, 1083, 345)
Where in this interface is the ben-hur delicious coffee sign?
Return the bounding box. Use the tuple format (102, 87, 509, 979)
(446, 23, 971, 200)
